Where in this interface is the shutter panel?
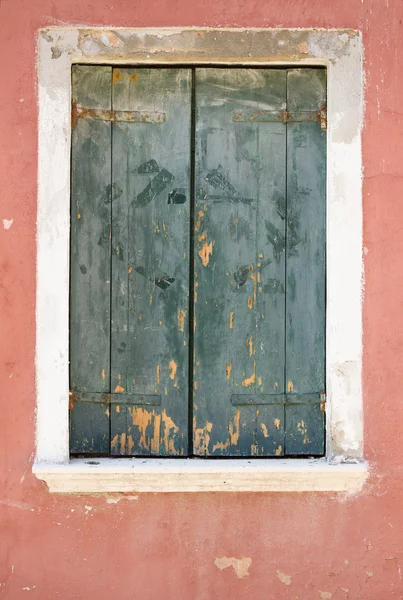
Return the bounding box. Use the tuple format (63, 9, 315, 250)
(110, 68, 191, 456)
(284, 69, 326, 455)
(193, 69, 287, 456)
(69, 66, 112, 454)
(192, 67, 326, 457)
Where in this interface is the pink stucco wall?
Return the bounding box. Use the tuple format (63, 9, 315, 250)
(1, 0, 403, 598)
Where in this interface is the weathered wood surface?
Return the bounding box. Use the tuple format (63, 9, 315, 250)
(69, 66, 326, 457)
(193, 69, 288, 456)
(110, 68, 191, 456)
(284, 68, 326, 455)
(70, 65, 112, 454)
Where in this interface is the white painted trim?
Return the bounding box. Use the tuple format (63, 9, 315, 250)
(33, 458, 368, 493)
(35, 28, 365, 491)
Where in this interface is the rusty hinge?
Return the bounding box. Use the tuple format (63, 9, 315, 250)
(233, 107, 327, 128)
(320, 392, 327, 412)
(72, 103, 166, 126)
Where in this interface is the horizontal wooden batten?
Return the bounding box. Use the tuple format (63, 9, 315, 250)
(69, 391, 162, 406)
(231, 392, 326, 406)
(232, 108, 327, 127)
(72, 103, 166, 124)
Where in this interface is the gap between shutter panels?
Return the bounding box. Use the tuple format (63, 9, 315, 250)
(69, 66, 327, 458)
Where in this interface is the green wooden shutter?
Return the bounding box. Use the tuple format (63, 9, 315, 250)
(70, 67, 191, 456)
(109, 68, 191, 456)
(69, 66, 112, 454)
(192, 68, 326, 456)
(70, 66, 325, 458)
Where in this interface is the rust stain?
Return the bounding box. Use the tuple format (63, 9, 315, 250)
(261, 423, 269, 438)
(193, 418, 212, 455)
(275, 445, 282, 456)
(114, 384, 125, 393)
(274, 418, 281, 430)
(226, 362, 232, 381)
(248, 296, 253, 310)
(287, 380, 294, 393)
(229, 310, 234, 329)
(169, 360, 177, 380)
(112, 69, 124, 84)
(242, 372, 255, 387)
(162, 409, 179, 455)
(156, 364, 161, 384)
(246, 335, 253, 356)
(128, 266, 133, 274)
(101, 368, 105, 381)
(151, 412, 161, 454)
(177, 308, 186, 332)
(198, 239, 214, 267)
(130, 72, 137, 83)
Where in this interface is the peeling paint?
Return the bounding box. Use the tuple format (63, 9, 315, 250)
(2, 218, 13, 230)
(276, 570, 291, 585)
(214, 557, 252, 579)
(169, 360, 177, 381)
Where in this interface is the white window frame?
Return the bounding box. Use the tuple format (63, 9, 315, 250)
(34, 27, 367, 493)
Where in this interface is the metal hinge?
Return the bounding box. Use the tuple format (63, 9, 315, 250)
(233, 106, 327, 129)
(72, 103, 166, 125)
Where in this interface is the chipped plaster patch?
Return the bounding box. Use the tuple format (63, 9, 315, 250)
(106, 494, 139, 503)
(214, 557, 251, 579)
(3, 218, 13, 230)
(276, 569, 292, 585)
(319, 592, 332, 599)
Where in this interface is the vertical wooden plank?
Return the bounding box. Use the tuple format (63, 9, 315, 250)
(193, 68, 286, 456)
(69, 65, 112, 454)
(110, 68, 191, 456)
(285, 69, 326, 455)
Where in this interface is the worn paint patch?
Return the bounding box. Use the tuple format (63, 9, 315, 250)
(177, 308, 186, 332)
(242, 372, 255, 387)
(3, 218, 13, 230)
(214, 557, 252, 579)
(261, 423, 269, 438)
(169, 360, 177, 380)
(319, 593, 332, 599)
(198, 232, 214, 267)
(274, 418, 281, 430)
(193, 418, 213, 454)
(114, 384, 125, 393)
(276, 570, 292, 586)
(229, 310, 234, 329)
(226, 362, 232, 381)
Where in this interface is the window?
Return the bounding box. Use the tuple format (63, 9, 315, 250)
(69, 65, 326, 458)
(34, 28, 366, 492)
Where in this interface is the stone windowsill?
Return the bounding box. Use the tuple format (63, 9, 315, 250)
(33, 457, 368, 494)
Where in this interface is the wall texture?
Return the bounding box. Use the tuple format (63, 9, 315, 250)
(1, 0, 403, 598)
